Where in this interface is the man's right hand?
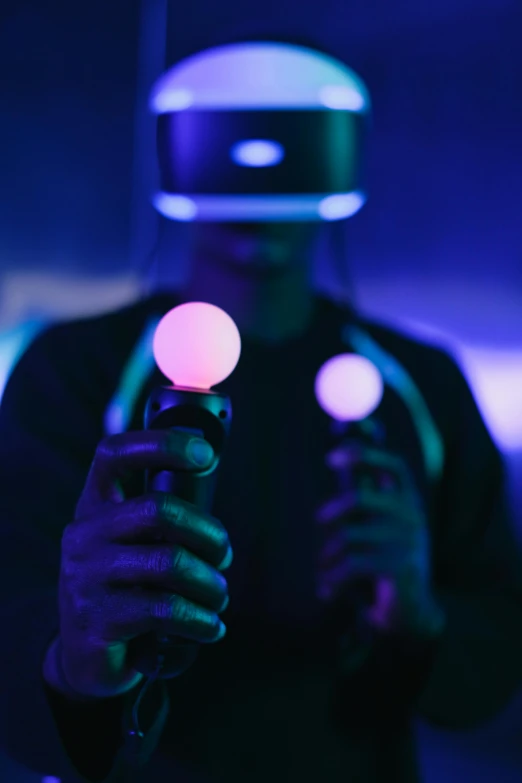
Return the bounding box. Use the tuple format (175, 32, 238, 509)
(49, 430, 232, 699)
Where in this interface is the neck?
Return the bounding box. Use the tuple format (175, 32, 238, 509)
(181, 256, 316, 344)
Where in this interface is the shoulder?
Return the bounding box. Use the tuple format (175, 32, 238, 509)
(318, 295, 468, 405)
(350, 311, 469, 399)
(323, 296, 461, 381)
(32, 295, 161, 351)
(3, 294, 177, 414)
(356, 312, 456, 369)
(335, 306, 484, 444)
(352, 311, 498, 454)
(17, 293, 176, 370)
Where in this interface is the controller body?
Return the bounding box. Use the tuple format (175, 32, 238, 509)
(133, 385, 232, 677)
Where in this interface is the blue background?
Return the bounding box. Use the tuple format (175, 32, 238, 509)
(1, 1, 521, 780)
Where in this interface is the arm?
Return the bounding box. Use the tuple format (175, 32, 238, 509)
(416, 353, 522, 727)
(0, 325, 168, 781)
(331, 352, 522, 731)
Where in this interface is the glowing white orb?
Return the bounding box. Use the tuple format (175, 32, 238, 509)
(318, 192, 366, 220)
(150, 87, 194, 113)
(314, 353, 383, 421)
(152, 193, 198, 221)
(230, 139, 285, 168)
(153, 302, 241, 390)
(319, 85, 366, 111)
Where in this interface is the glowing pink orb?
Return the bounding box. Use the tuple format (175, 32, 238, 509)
(314, 354, 383, 421)
(153, 302, 241, 389)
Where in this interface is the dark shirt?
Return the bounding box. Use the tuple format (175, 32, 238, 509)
(0, 292, 521, 783)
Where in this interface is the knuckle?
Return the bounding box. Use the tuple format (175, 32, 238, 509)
(61, 523, 86, 564)
(161, 430, 185, 457)
(214, 575, 229, 604)
(95, 437, 115, 463)
(147, 546, 178, 576)
(153, 492, 187, 527)
(162, 594, 191, 626)
(170, 546, 186, 575)
(60, 553, 80, 584)
(149, 593, 202, 631)
(169, 594, 191, 624)
(149, 595, 176, 624)
(68, 590, 95, 632)
(213, 524, 230, 556)
(206, 510, 228, 539)
(142, 492, 164, 520)
(169, 501, 191, 529)
(95, 434, 131, 465)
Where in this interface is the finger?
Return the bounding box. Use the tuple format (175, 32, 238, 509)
(319, 554, 400, 595)
(316, 490, 421, 527)
(104, 588, 226, 645)
(326, 443, 416, 495)
(80, 431, 215, 508)
(105, 544, 229, 613)
(87, 492, 232, 571)
(317, 557, 373, 602)
(356, 448, 417, 497)
(318, 521, 412, 567)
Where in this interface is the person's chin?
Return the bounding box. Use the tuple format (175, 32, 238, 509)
(212, 253, 292, 277)
(231, 257, 292, 277)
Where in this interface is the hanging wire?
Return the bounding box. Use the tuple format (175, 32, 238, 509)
(130, 654, 165, 737)
(329, 218, 356, 307)
(124, 654, 166, 783)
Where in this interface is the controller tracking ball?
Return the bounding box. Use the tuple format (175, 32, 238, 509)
(314, 354, 383, 422)
(153, 301, 242, 390)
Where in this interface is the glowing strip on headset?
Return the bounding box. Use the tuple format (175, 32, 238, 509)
(152, 191, 367, 222)
(104, 315, 162, 436)
(150, 87, 369, 113)
(342, 324, 445, 483)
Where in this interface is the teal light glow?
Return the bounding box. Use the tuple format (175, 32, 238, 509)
(344, 325, 445, 483)
(0, 320, 47, 402)
(104, 316, 160, 435)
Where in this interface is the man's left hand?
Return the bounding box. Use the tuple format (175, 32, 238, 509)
(315, 444, 446, 642)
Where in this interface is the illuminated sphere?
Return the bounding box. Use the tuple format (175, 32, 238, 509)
(153, 302, 241, 390)
(314, 353, 383, 421)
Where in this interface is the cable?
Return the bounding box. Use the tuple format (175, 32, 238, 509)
(124, 654, 166, 783)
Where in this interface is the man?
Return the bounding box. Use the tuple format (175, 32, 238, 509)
(1, 39, 522, 783)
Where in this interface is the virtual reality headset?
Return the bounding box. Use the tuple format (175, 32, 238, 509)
(150, 42, 372, 223)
